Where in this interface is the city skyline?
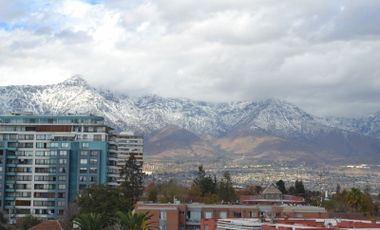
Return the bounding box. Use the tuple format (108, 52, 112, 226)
(0, 1, 380, 117)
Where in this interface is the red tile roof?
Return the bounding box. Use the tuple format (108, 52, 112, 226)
(29, 220, 64, 230)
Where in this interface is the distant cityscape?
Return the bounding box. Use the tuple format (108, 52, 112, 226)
(144, 160, 380, 194)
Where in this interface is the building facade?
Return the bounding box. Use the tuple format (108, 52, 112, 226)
(135, 202, 326, 230)
(108, 133, 143, 187)
(0, 114, 143, 222)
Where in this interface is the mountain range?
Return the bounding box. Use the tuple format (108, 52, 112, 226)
(1, 76, 379, 165)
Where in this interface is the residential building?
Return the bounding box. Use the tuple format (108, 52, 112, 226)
(135, 202, 326, 230)
(240, 183, 305, 205)
(107, 132, 143, 186)
(216, 218, 380, 230)
(0, 114, 143, 223)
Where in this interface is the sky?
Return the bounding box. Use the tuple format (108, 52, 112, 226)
(0, 0, 379, 117)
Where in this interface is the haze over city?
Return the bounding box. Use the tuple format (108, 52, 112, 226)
(1, 0, 380, 117)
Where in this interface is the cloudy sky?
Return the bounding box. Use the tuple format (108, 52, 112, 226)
(0, 0, 379, 117)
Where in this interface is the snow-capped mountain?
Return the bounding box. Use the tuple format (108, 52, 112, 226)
(0, 76, 325, 136)
(0, 76, 379, 164)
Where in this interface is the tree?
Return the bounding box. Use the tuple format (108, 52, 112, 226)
(73, 213, 109, 230)
(336, 184, 341, 194)
(115, 211, 154, 230)
(237, 185, 262, 196)
(76, 184, 125, 220)
(18, 215, 42, 230)
(360, 192, 374, 217)
(346, 188, 362, 211)
(146, 183, 158, 203)
(276, 180, 287, 194)
(61, 203, 80, 230)
(158, 180, 187, 203)
(218, 171, 237, 203)
(120, 154, 144, 208)
(294, 180, 306, 197)
(192, 165, 217, 196)
(288, 186, 295, 195)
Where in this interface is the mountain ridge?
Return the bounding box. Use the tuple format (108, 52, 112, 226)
(1, 76, 379, 165)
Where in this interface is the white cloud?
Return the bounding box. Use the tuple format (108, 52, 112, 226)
(0, 0, 380, 117)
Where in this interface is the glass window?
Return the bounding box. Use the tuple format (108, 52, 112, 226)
(204, 211, 212, 219)
(219, 211, 227, 219)
(160, 211, 167, 220)
(58, 184, 66, 190)
(90, 151, 98, 156)
(80, 159, 88, 165)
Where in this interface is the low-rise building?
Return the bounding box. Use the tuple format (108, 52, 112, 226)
(240, 183, 305, 205)
(135, 202, 327, 230)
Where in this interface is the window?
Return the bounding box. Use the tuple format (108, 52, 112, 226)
(61, 143, 69, 148)
(82, 143, 89, 148)
(90, 150, 98, 156)
(80, 168, 88, 174)
(50, 143, 59, 148)
(57, 201, 65, 207)
(80, 159, 88, 165)
(60, 151, 67, 156)
(90, 159, 97, 165)
(204, 211, 212, 219)
(80, 151, 88, 156)
(219, 211, 227, 219)
(58, 184, 66, 190)
(250, 211, 257, 218)
(59, 159, 67, 164)
(233, 211, 241, 218)
(89, 168, 97, 173)
(160, 211, 167, 220)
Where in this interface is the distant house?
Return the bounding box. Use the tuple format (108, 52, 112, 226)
(240, 183, 305, 205)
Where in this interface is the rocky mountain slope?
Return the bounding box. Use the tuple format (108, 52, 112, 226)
(1, 76, 379, 164)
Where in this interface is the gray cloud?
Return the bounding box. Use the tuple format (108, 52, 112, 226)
(0, 0, 379, 117)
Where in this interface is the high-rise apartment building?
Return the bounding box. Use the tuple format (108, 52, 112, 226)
(0, 114, 143, 223)
(108, 133, 143, 187)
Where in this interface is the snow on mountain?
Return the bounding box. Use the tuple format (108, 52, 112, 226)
(0, 76, 379, 141)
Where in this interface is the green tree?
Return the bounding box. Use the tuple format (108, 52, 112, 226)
(73, 213, 109, 230)
(360, 192, 374, 217)
(336, 184, 341, 194)
(158, 180, 187, 203)
(346, 188, 362, 211)
(18, 215, 42, 230)
(288, 186, 295, 195)
(276, 180, 287, 194)
(146, 183, 158, 203)
(120, 154, 144, 208)
(294, 180, 306, 197)
(76, 184, 125, 220)
(192, 165, 217, 196)
(218, 171, 237, 203)
(115, 211, 154, 230)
